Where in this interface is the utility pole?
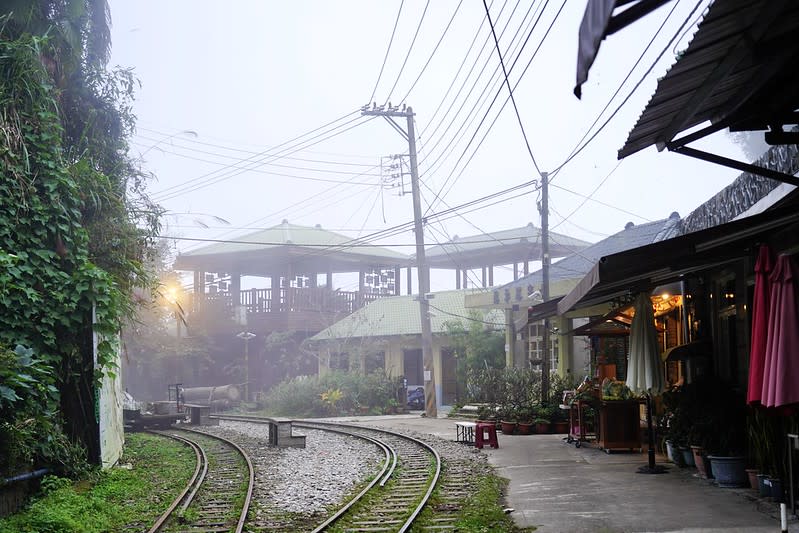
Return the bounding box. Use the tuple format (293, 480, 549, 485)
(540, 171, 551, 404)
(362, 103, 437, 418)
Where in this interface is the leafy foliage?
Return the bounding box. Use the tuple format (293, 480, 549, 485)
(259, 371, 399, 417)
(0, 4, 159, 474)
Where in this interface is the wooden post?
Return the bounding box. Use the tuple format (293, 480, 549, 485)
(482, 266, 487, 287)
(394, 267, 401, 295)
(489, 265, 494, 287)
(455, 269, 461, 289)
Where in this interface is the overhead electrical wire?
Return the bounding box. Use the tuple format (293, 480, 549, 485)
(427, 0, 565, 214)
(131, 143, 381, 186)
(549, 182, 650, 221)
(369, 0, 405, 104)
(135, 131, 378, 168)
(482, 0, 541, 175)
(398, 0, 464, 105)
(547, 0, 684, 181)
(151, 110, 372, 201)
(384, 0, 431, 106)
(549, 160, 623, 231)
(547, 0, 704, 176)
(418, 0, 529, 169)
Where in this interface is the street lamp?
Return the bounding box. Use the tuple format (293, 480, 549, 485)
(236, 331, 256, 402)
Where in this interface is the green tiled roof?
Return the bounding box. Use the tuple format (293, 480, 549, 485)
(311, 289, 505, 341)
(182, 220, 408, 261)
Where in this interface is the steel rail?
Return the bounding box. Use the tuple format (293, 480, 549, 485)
(296, 420, 442, 533)
(178, 426, 255, 533)
(145, 430, 205, 533)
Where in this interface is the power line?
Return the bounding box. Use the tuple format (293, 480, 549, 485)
(399, 0, 464, 104)
(149, 110, 364, 199)
(483, 0, 541, 176)
(135, 131, 378, 167)
(549, 160, 623, 231)
(153, 115, 375, 202)
(384, 0, 431, 105)
(547, 0, 704, 176)
(549, 182, 651, 222)
(131, 142, 381, 186)
(428, 302, 503, 327)
(426, 0, 564, 215)
(369, 0, 405, 104)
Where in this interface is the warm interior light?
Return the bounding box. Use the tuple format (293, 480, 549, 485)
(661, 293, 670, 300)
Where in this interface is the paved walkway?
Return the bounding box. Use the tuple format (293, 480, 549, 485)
(323, 413, 798, 533)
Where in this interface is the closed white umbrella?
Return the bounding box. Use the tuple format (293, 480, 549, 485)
(627, 292, 665, 394)
(626, 292, 666, 474)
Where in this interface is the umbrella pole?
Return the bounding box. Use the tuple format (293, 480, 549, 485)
(637, 393, 667, 474)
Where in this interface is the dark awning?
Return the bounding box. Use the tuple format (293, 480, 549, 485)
(575, 0, 674, 98)
(558, 203, 799, 315)
(618, 0, 799, 186)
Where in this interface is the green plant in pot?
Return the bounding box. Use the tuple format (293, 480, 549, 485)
(533, 404, 555, 434)
(516, 405, 535, 435)
(702, 386, 748, 488)
(498, 405, 518, 434)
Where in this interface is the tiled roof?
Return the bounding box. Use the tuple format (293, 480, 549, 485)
(311, 289, 504, 341)
(181, 220, 408, 261)
(502, 213, 682, 289)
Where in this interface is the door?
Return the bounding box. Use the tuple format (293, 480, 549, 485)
(441, 348, 458, 405)
(403, 348, 423, 387)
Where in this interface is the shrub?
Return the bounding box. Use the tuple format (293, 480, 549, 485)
(260, 371, 399, 417)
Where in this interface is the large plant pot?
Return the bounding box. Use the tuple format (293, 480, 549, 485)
(500, 421, 517, 434)
(745, 469, 759, 490)
(766, 477, 784, 502)
(757, 473, 770, 497)
(535, 422, 550, 434)
(517, 422, 533, 435)
(707, 456, 747, 488)
(691, 446, 713, 479)
(665, 440, 677, 463)
(552, 421, 569, 434)
(680, 447, 695, 467)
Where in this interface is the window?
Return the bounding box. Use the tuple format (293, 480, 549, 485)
(528, 321, 558, 372)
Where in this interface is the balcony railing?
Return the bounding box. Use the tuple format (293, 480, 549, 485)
(200, 286, 383, 316)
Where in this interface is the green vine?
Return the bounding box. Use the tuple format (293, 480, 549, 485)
(0, 6, 159, 475)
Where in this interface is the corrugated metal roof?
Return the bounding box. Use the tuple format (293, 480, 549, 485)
(310, 289, 505, 341)
(619, 0, 799, 159)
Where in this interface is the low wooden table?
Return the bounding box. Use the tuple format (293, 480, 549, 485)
(455, 421, 477, 445)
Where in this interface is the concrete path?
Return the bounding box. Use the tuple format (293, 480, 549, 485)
(322, 413, 798, 533)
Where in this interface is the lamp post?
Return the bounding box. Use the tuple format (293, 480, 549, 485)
(236, 331, 256, 402)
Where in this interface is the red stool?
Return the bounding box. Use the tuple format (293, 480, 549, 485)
(475, 422, 499, 449)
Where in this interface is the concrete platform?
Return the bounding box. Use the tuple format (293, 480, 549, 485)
(318, 413, 798, 533)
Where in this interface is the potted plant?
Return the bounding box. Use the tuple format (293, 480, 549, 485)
(701, 386, 748, 487)
(551, 405, 570, 434)
(534, 404, 555, 434)
(498, 406, 517, 434)
(516, 406, 535, 435)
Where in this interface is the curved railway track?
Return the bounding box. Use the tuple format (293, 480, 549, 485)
(215, 415, 448, 532)
(147, 428, 253, 533)
(299, 421, 441, 533)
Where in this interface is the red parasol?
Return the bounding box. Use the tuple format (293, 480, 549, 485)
(761, 254, 799, 408)
(747, 245, 773, 405)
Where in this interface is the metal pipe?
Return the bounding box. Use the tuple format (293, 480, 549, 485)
(2, 468, 50, 486)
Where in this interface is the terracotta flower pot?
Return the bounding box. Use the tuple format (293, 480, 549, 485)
(517, 422, 533, 435)
(500, 420, 517, 434)
(552, 421, 569, 434)
(691, 445, 713, 479)
(535, 422, 550, 434)
(745, 468, 759, 490)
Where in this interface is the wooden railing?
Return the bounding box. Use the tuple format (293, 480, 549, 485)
(201, 286, 367, 315)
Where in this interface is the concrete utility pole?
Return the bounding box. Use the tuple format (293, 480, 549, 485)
(362, 104, 437, 418)
(540, 171, 551, 404)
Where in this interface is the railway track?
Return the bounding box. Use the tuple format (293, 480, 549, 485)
(214, 415, 453, 532)
(299, 421, 441, 532)
(147, 428, 254, 533)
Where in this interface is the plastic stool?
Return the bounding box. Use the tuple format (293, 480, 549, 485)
(475, 422, 499, 449)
